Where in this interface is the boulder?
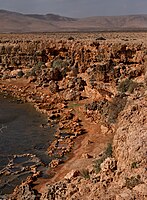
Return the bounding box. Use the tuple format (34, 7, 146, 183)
(64, 170, 80, 180)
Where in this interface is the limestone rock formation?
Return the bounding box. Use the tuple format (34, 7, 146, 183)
(0, 32, 146, 199)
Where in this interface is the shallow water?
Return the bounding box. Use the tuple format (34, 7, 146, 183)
(0, 93, 55, 194)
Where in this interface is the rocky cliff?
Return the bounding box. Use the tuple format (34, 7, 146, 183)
(0, 32, 146, 199)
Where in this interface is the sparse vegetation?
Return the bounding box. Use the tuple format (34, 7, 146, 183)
(85, 94, 127, 124)
(94, 157, 105, 173)
(93, 143, 113, 173)
(108, 94, 127, 123)
(0, 32, 146, 198)
(68, 36, 74, 40)
(131, 162, 138, 169)
(17, 70, 24, 78)
(51, 58, 68, 69)
(118, 78, 138, 94)
(68, 102, 81, 109)
(105, 143, 113, 157)
(127, 81, 138, 93)
(125, 175, 142, 189)
(80, 169, 90, 179)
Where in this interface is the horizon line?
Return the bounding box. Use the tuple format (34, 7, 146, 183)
(0, 9, 147, 19)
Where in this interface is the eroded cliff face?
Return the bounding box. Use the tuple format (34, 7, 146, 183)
(0, 32, 146, 199)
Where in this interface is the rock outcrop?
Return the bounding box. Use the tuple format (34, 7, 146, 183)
(0, 32, 146, 199)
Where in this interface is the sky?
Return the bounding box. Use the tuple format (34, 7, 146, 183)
(0, 0, 147, 18)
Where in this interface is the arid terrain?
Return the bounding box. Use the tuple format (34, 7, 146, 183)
(0, 10, 147, 32)
(0, 32, 147, 199)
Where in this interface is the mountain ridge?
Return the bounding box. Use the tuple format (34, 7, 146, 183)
(0, 10, 147, 33)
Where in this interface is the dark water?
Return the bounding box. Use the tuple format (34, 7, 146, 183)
(0, 93, 55, 195)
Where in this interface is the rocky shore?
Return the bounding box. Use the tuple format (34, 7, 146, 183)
(0, 32, 146, 199)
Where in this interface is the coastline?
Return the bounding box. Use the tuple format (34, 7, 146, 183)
(0, 32, 146, 199)
(0, 77, 113, 193)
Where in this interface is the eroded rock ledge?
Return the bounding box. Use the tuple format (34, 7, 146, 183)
(0, 32, 146, 199)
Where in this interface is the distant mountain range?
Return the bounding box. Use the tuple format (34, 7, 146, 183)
(0, 10, 147, 33)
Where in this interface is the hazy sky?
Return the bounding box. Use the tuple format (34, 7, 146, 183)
(0, 0, 147, 17)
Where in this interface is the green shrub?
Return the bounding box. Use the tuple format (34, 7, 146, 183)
(118, 78, 138, 93)
(93, 143, 113, 173)
(29, 68, 37, 76)
(125, 175, 141, 189)
(105, 143, 113, 157)
(128, 81, 138, 93)
(17, 70, 24, 78)
(35, 61, 44, 70)
(108, 94, 127, 123)
(93, 157, 105, 173)
(51, 58, 69, 78)
(118, 78, 131, 93)
(1, 46, 5, 54)
(52, 58, 68, 69)
(80, 169, 90, 179)
(131, 162, 138, 169)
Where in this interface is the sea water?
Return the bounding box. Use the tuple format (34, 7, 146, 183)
(0, 93, 55, 194)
